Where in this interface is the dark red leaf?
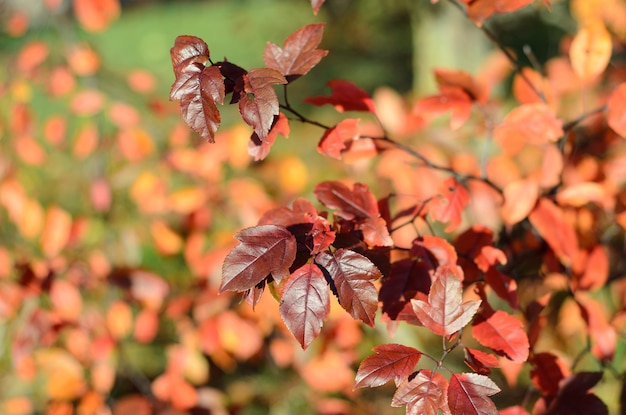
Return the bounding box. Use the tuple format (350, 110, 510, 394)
(248, 112, 290, 161)
(472, 310, 529, 363)
(304, 79, 376, 113)
(264, 23, 328, 81)
(544, 372, 608, 415)
(484, 267, 518, 309)
(392, 370, 451, 415)
(279, 264, 330, 349)
(314, 181, 379, 220)
(220, 225, 297, 292)
(379, 259, 432, 322)
(354, 343, 421, 388)
(411, 265, 480, 336)
(429, 178, 470, 232)
(316, 249, 381, 327)
(447, 373, 500, 415)
(238, 67, 287, 140)
(318, 118, 360, 159)
(530, 352, 570, 397)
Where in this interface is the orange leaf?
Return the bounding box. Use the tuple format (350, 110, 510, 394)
(528, 198, 579, 267)
(35, 348, 87, 400)
(16, 41, 49, 72)
(90, 178, 111, 212)
(43, 115, 67, 146)
(569, 20, 612, 81)
(167, 187, 207, 214)
(67, 43, 100, 76)
(512, 68, 555, 107)
(150, 220, 183, 256)
(300, 350, 354, 392)
(127, 70, 156, 94)
(14, 136, 46, 166)
(501, 178, 539, 226)
(17, 199, 44, 239)
(72, 0, 121, 32)
(556, 182, 606, 207)
(2, 397, 33, 415)
(134, 308, 159, 343)
(50, 279, 83, 321)
(48, 66, 76, 97)
(106, 300, 133, 339)
(429, 178, 470, 232)
(494, 104, 563, 156)
(91, 361, 115, 393)
(6, 12, 29, 37)
(71, 90, 104, 115)
(40, 206, 72, 258)
(112, 395, 152, 415)
(73, 123, 99, 158)
(109, 102, 140, 128)
(607, 83, 626, 138)
(117, 127, 155, 161)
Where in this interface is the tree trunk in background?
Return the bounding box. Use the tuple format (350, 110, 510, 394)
(411, 2, 490, 95)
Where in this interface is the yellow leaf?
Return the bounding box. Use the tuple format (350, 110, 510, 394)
(570, 20, 612, 81)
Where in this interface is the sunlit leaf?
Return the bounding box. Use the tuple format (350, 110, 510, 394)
(472, 310, 529, 363)
(221, 225, 297, 292)
(318, 118, 360, 159)
(411, 265, 480, 336)
(607, 83, 626, 137)
(314, 180, 379, 220)
(72, 0, 120, 32)
(311, 0, 325, 15)
(248, 112, 290, 161)
(528, 198, 579, 267)
(316, 249, 381, 327)
(501, 178, 539, 226)
(41, 206, 72, 258)
(570, 20, 612, 81)
(447, 373, 500, 415)
(354, 343, 421, 388)
(239, 68, 287, 140)
(305, 79, 376, 112)
(279, 264, 330, 349)
(392, 370, 451, 415)
(429, 177, 470, 232)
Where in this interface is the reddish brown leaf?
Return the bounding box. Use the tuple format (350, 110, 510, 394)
(429, 178, 470, 232)
(239, 68, 287, 140)
(279, 264, 330, 349)
(316, 249, 382, 327)
(354, 343, 422, 388)
(318, 118, 360, 159)
(170, 35, 210, 75)
(544, 372, 608, 415)
(530, 352, 570, 396)
(573, 246, 608, 291)
(248, 112, 290, 161)
(435, 68, 488, 103)
(447, 373, 500, 415)
(472, 310, 529, 363)
(528, 198, 579, 267)
(484, 268, 518, 309)
(411, 265, 481, 336)
(305, 79, 376, 113)
(314, 181, 379, 220)
(607, 83, 626, 137)
(391, 370, 451, 415)
(264, 23, 328, 80)
(220, 225, 297, 292)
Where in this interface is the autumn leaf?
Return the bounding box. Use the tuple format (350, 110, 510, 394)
(305, 79, 376, 112)
(220, 225, 297, 292)
(462, 0, 534, 24)
(279, 264, 330, 349)
(311, 0, 325, 14)
(530, 352, 570, 396)
(316, 249, 381, 327)
(413, 86, 473, 130)
(238, 68, 287, 141)
(248, 113, 290, 161)
(501, 178, 539, 226)
(464, 347, 499, 375)
(429, 177, 470, 232)
(264, 23, 328, 82)
(318, 118, 360, 159)
(607, 83, 626, 137)
(528, 198, 579, 267)
(391, 370, 451, 415)
(354, 343, 422, 388)
(447, 373, 500, 415)
(72, 0, 120, 32)
(411, 265, 481, 336)
(569, 20, 612, 82)
(543, 372, 608, 415)
(169, 36, 224, 142)
(472, 310, 529, 363)
(314, 181, 379, 220)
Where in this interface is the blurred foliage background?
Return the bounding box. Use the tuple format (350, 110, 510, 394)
(0, 1, 584, 414)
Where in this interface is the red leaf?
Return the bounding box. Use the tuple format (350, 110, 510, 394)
(413, 86, 473, 130)
(530, 352, 570, 396)
(411, 235, 458, 269)
(72, 0, 120, 32)
(311, 0, 325, 14)
(220, 225, 297, 292)
(429, 178, 470, 232)
(472, 310, 529, 363)
(528, 198, 579, 267)
(318, 118, 360, 159)
(607, 83, 626, 138)
(170, 35, 210, 75)
(361, 216, 394, 247)
(447, 373, 500, 415)
(464, 347, 499, 375)
(248, 112, 290, 161)
(435, 68, 488, 103)
(499, 406, 530, 415)
(462, 0, 534, 24)
(314, 181, 379, 220)
(316, 249, 382, 327)
(239, 68, 287, 140)
(354, 343, 421, 388)
(484, 268, 518, 309)
(264, 23, 328, 80)
(411, 265, 481, 336)
(392, 370, 451, 415)
(304, 79, 376, 113)
(279, 264, 330, 349)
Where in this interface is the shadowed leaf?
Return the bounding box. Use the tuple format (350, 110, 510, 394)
(447, 373, 500, 415)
